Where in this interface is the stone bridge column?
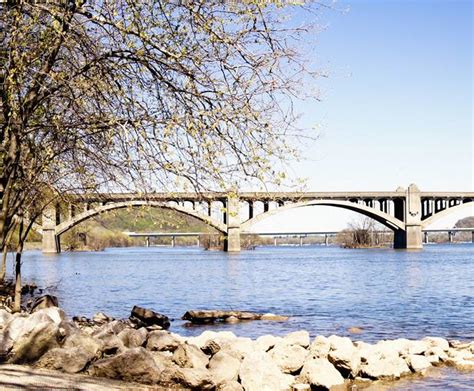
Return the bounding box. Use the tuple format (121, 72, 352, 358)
(224, 195, 241, 252)
(394, 184, 423, 249)
(42, 205, 60, 253)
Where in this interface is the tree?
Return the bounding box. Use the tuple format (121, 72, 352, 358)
(0, 0, 326, 308)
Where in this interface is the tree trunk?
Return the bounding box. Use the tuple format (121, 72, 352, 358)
(12, 246, 23, 313)
(0, 247, 7, 281)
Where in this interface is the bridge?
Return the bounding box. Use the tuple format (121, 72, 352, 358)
(40, 184, 473, 253)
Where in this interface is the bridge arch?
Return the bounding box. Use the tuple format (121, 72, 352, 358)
(54, 200, 227, 236)
(421, 200, 474, 229)
(240, 200, 406, 232)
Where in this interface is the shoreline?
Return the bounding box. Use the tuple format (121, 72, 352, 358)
(0, 306, 472, 390)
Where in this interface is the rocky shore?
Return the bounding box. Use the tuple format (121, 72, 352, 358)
(0, 305, 473, 390)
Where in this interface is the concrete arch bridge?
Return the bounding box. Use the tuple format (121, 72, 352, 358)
(40, 184, 473, 253)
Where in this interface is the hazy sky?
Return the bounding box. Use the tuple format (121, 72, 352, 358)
(256, 0, 473, 231)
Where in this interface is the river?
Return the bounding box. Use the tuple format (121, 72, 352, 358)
(18, 243, 474, 389)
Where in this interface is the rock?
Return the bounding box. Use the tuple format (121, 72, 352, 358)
(449, 340, 470, 349)
(209, 350, 241, 385)
(0, 310, 12, 328)
(9, 321, 61, 364)
(187, 330, 237, 349)
(217, 380, 244, 391)
(130, 306, 170, 329)
(91, 320, 128, 339)
(327, 335, 360, 377)
(165, 366, 215, 390)
(256, 334, 283, 352)
(182, 310, 262, 324)
(63, 331, 103, 358)
(406, 354, 432, 373)
(30, 295, 59, 312)
(239, 350, 294, 391)
(38, 307, 66, 324)
(202, 340, 221, 356)
(292, 384, 311, 390)
(359, 356, 411, 380)
(93, 312, 114, 324)
(221, 337, 255, 359)
(261, 313, 289, 321)
(308, 335, 331, 359)
(98, 334, 126, 356)
(146, 330, 180, 352)
(405, 340, 429, 355)
(35, 347, 92, 373)
(88, 347, 163, 384)
(118, 327, 147, 348)
(423, 337, 449, 352)
(284, 331, 310, 348)
(425, 346, 448, 363)
(173, 343, 209, 369)
(299, 358, 344, 390)
(348, 327, 363, 334)
(270, 343, 307, 373)
(446, 358, 474, 371)
(225, 316, 240, 323)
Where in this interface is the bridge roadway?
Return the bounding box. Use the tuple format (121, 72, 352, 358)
(40, 183, 474, 253)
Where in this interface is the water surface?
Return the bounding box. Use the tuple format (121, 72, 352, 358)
(16, 243, 474, 389)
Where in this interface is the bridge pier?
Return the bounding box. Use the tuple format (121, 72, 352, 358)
(224, 196, 241, 252)
(394, 184, 423, 249)
(42, 205, 61, 253)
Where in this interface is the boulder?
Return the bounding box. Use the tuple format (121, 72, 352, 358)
(284, 331, 310, 348)
(217, 380, 244, 391)
(88, 347, 163, 384)
(327, 336, 360, 377)
(359, 356, 411, 380)
(98, 334, 126, 356)
(405, 354, 432, 373)
(173, 343, 209, 369)
(92, 312, 114, 324)
(270, 343, 307, 373)
(221, 337, 255, 359)
(208, 350, 241, 385)
(30, 295, 59, 312)
(91, 320, 128, 339)
(35, 347, 92, 373)
(405, 340, 429, 355)
(118, 327, 147, 348)
(187, 330, 237, 349)
(299, 358, 345, 390)
(256, 335, 283, 352)
(160, 363, 215, 390)
(260, 313, 289, 321)
(0, 309, 12, 328)
(130, 306, 170, 329)
(423, 337, 449, 352)
(308, 335, 330, 359)
(146, 330, 180, 352)
(239, 350, 294, 391)
(182, 310, 262, 324)
(202, 340, 221, 356)
(9, 321, 61, 364)
(63, 331, 103, 358)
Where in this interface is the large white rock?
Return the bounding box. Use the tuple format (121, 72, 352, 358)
(35, 347, 92, 373)
(359, 356, 411, 380)
(208, 350, 241, 385)
(299, 358, 345, 390)
(186, 330, 236, 349)
(308, 335, 330, 359)
(217, 380, 244, 391)
(239, 350, 294, 391)
(221, 337, 255, 360)
(422, 337, 449, 352)
(63, 331, 103, 358)
(0, 310, 12, 328)
(284, 331, 310, 348)
(271, 343, 307, 373)
(118, 327, 147, 348)
(173, 343, 209, 369)
(405, 354, 432, 373)
(256, 335, 283, 352)
(327, 336, 360, 376)
(405, 340, 429, 355)
(146, 330, 180, 352)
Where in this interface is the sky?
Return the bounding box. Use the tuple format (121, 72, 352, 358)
(254, 0, 473, 232)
